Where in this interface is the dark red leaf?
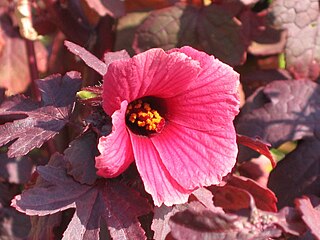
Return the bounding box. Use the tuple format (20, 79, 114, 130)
(83, 0, 125, 18)
(114, 12, 149, 56)
(237, 134, 276, 167)
(228, 176, 277, 212)
(64, 40, 107, 76)
(151, 204, 186, 240)
(211, 175, 278, 212)
(103, 50, 130, 67)
(268, 0, 320, 80)
(125, 0, 183, 12)
(64, 130, 99, 185)
(237, 79, 320, 208)
(237, 155, 272, 187)
(0, 14, 48, 95)
(212, 184, 252, 212)
(0, 72, 82, 157)
(295, 196, 320, 240)
(43, 0, 92, 46)
(275, 206, 307, 236)
(103, 181, 152, 240)
(240, 69, 292, 97)
(169, 201, 282, 240)
(65, 41, 130, 77)
(0, 88, 4, 104)
(12, 153, 152, 240)
(268, 140, 320, 208)
(248, 26, 287, 56)
(236, 79, 320, 160)
(133, 3, 260, 66)
(0, 153, 33, 184)
(28, 213, 62, 240)
(0, 207, 31, 239)
(191, 188, 222, 212)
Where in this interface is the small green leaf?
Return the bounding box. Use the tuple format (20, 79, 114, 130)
(77, 90, 98, 100)
(279, 53, 286, 69)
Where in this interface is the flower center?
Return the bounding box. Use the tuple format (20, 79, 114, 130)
(126, 98, 165, 136)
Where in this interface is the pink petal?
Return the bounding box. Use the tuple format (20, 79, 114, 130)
(96, 101, 134, 178)
(102, 48, 201, 115)
(129, 132, 190, 206)
(150, 121, 237, 191)
(166, 46, 240, 131)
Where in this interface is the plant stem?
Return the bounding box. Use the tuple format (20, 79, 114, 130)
(25, 39, 41, 101)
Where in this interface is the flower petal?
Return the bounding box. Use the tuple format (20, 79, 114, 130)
(129, 132, 190, 206)
(150, 121, 237, 191)
(166, 46, 240, 131)
(102, 48, 201, 115)
(95, 101, 134, 178)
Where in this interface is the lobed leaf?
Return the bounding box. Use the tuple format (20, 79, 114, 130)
(0, 72, 82, 158)
(295, 196, 320, 240)
(12, 153, 152, 240)
(268, 0, 320, 80)
(211, 175, 278, 212)
(237, 79, 320, 160)
(133, 3, 260, 66)
(236, 80, 320, 208)
(169, 200, 283, 240)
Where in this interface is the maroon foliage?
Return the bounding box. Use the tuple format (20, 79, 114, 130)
(191, 187, 220, 212)
(0, 14, 47, 96)
(0, 88, 4, 104)
(0, 207, 31, 239)
(133, 2, 263, 66)
(237, 80, 320, 159)
(237, 79, 320, 208)
(152, 204, 187, 240)
(42, 0, 92, 46)
(103, 50, 130, 68)
(239, 69, 292, 101)
(0, 153, 33, 184)
(268, 0, 320, 80)
(65, 40, 107, 76)
(169, 200, 284, 240)
(268, 140, 320, 208)
(295, 196, 320, 239)
(237, 134, 276, 167)
(84, 0, 125, 18)
(211, 175, 278, 212)
(0, 72, 82, 157)
(12, 153, 152, 239)
(65, 40, 130, 76)
(248, 26, 287, 56)
(28, 213, 62, 240)
(1, 0, 319, 238)
(64, 130, 99, 185)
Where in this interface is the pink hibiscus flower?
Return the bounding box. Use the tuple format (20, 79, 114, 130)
(96, 46, 240, 206)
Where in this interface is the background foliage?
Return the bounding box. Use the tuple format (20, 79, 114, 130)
(0, 0, 319, 239)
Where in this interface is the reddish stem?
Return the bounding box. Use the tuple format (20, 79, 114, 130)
(25, 39, 41, 101)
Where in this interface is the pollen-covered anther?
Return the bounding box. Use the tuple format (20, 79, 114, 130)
(126, 99, 165, 134)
